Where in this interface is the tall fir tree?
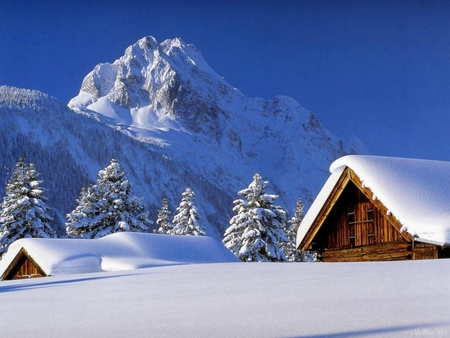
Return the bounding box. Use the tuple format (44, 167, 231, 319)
(170, 187, 205, 236)
(154, 197, 173, 234)
(66, 159, 150, 239)
(282, 197, 305, 262)
(0, 157, 55, 257)
(223, 173, 288, 262)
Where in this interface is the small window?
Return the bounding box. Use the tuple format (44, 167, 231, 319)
(349, 235, 355, 247)
(348, 209, 355, 246)
(367, 209, 375, 244)
(367, 209, 374, 222)
(348, 211, 355, 224)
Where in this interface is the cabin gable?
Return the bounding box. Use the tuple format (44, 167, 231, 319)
(1, 248, 47, 280)
(298, 168, 438, 262)
(314, 182, 407, 249)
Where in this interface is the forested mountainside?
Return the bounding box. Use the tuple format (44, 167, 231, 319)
(0, 86, 229, 236)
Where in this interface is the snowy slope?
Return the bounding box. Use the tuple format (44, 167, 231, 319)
(1, 260, 449, 337)
(69, 36, 366, 217)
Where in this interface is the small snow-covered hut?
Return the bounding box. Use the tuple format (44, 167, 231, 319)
(297, 155, 450, 262)
(0, 232, 239, 280)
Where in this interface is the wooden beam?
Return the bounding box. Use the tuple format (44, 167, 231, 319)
(299, 168, 351, 251)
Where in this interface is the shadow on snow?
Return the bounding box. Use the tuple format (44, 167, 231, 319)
(0, 273, 138, 293)
(287, 322, 448, 338)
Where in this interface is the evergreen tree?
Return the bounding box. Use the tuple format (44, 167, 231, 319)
(223, 173, 288, 262)
(170, 187, 205, 236)
(282, 197, 305, 262)
(0, 157, 55, 257)
(154, 197, 173, 234)
(66, 159, 150, 239)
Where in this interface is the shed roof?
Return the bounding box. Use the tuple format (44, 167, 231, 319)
(297, 155, 450, 248)
(0, 232, 239, 278)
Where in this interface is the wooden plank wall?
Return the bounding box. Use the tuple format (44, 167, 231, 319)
(13, 258, 44, 279)
(325, 188, 405, 250)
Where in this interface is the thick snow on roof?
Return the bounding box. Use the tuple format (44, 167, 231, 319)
(0, 232, 239, 276)
(297, 155, 450, 247)
(296, 165, 345, 248)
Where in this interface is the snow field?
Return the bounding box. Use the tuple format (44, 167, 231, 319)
(1, 259, 449, 338)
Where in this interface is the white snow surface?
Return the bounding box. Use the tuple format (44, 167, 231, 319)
(298, 155, 450, 247)
(1, 259, 450, 337)
(0, 232, 238, 276)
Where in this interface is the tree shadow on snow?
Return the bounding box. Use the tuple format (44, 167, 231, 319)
(287, 322, 448, 338)
(0, 273, 138, 293)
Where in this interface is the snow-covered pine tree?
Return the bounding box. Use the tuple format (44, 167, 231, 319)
(170, 187, 206, 236)
(282, 197, 305, 262)
(154, 197, 173, 234)
(66, 159, 150, 239)
(223, 173, 288, 262)
(0, 157, 55, 257)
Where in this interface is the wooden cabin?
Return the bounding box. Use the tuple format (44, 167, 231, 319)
(297, 155, 450, 262)
(1, 248, 46, 280)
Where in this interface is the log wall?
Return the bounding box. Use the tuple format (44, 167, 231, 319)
(323, 186, 405, 251)
(323, 242, 411, 262)
(12, 258, 44, 279)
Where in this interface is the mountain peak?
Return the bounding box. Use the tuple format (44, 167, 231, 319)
(137, 36, 159, 50)
(70, 35, 221, 114)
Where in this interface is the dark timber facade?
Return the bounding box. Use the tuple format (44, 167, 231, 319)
(1, 248, 47, 280)
(299, 167, 450, 262)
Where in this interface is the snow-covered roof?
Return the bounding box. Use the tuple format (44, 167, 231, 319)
(0, 232, 239, 277)
(297, 155, 450, 247)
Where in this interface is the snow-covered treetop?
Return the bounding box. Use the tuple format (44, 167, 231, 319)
(171, 187, 205, 236)
(237, 173, 279, 208)
(297, 155, 450, 247)
(0, 86, 60, 111)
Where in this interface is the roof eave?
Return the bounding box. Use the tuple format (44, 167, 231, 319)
(414, 237, 450, 247)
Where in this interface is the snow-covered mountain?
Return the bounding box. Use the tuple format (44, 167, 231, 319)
(1, 36, 365, 238)
(69, 37, 364, 210)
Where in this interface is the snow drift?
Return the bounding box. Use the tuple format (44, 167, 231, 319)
(0, 232, 239, 276)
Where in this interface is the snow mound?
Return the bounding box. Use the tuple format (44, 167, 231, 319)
(0, 232, 239, 277)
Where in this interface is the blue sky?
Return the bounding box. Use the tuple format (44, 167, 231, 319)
(1, 0, 450, 161)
